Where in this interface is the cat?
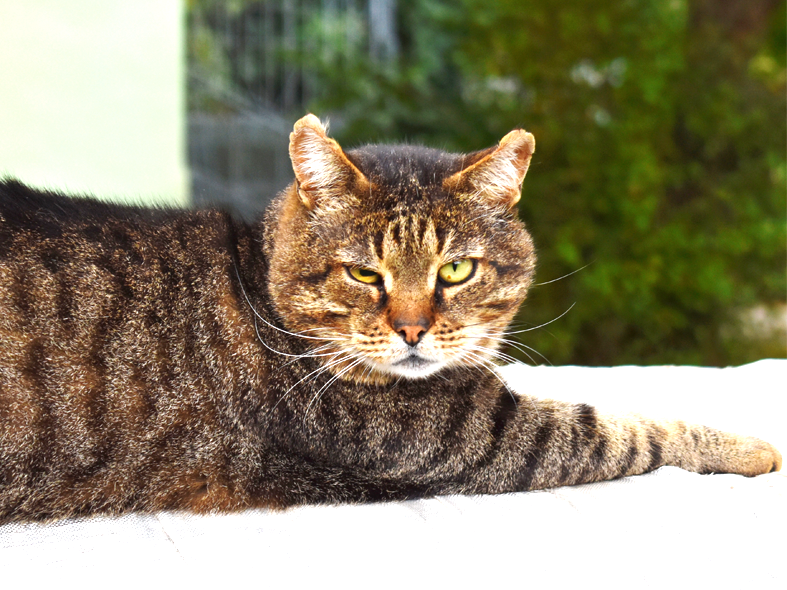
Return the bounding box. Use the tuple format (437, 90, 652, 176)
(0, 114, 781, 523)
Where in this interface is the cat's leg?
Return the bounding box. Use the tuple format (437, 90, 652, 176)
(474, 396, 782, 493)
(259, 381, 781, 502)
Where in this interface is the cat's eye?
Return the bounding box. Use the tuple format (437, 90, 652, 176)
(348, 266, 382, 284)
(438, 259, 474, 284)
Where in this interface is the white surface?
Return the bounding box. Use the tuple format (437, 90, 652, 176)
(498, 360, 787, 455)
(1, 361, 785, 589)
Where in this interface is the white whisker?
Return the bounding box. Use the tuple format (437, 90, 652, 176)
(466, 344, 524, 367)
(269, 351, 349, 414)
(530, 263, 592, 287)
(491, 303, 576, 336)
(457, 350, 522, 413)
(481, 334, 552, 366)
(233, 262, 348, 342)
(460, 349, 544, 425)
(253, 317, 343, 359)
(280, 342, 340, 367)
(474, 334, 539, 365)
(303, 355, 367, 422)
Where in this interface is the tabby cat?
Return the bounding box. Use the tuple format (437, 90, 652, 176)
(0, 114, 780, 523)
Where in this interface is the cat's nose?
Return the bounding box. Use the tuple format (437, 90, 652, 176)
(392, 316, 432, 346)
(398, 325, 426, 346)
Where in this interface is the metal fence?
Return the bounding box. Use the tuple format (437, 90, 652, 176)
(187, 0, 397, 218)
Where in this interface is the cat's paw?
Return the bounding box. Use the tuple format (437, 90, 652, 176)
(732, 437, 782, 476)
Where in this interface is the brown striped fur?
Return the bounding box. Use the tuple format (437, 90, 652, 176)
(0, 114, 780, 523)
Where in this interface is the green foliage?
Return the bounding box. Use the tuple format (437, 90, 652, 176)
(300, 0, 786, 366)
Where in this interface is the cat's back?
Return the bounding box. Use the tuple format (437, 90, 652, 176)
(0, 179, 244, 339)
(0, 178, 193, 250)
(0, 178, 240, 265)
(0, 179, 256, 378)
(0, 178, 270, 373)
(0, 179, 261, 348)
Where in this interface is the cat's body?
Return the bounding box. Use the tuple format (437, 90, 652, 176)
(0, 115, 780, 523)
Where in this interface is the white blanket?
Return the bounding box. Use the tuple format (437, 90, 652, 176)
(1, 361, 785, 588)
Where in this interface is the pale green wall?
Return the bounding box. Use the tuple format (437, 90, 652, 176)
(0, 1, 188, 206)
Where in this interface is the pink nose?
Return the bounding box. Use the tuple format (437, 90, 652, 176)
(391, 314, 432, 346)
(397, 324, 427, 345)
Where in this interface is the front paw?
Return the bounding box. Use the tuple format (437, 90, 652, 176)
(730, 437, 782, 476)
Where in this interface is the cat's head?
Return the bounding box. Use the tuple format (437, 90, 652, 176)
(267, 114, 536, 383)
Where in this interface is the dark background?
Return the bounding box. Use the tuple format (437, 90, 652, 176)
(186, 0, 786, 367)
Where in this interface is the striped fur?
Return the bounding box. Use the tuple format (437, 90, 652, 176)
(0, 116, 780, 523)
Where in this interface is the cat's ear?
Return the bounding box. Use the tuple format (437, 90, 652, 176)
(288, 114, 368, 211)
(445, 129, 535, 209)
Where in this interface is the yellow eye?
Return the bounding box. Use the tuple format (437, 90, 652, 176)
(349, 266, 381, 284)
(438, 259, 474, 284)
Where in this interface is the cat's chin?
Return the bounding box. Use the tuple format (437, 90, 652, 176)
(376, 356, 447, 380)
